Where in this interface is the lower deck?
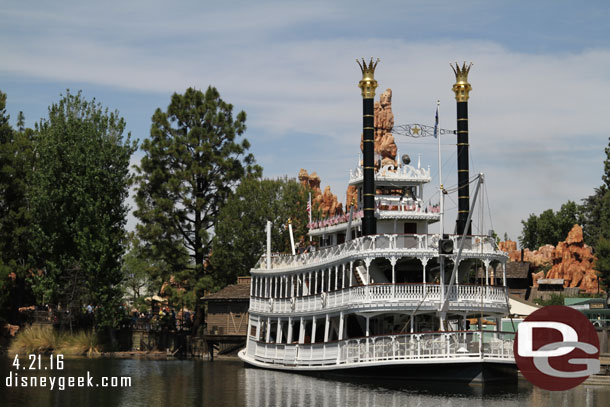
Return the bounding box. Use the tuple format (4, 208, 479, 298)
(240, 329, 515, 380)
(239, 330, 516, 383)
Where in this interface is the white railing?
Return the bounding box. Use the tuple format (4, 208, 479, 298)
(254, 234, 504, 271)
(249, 331, 514, 367)
(349, 164, 431, 183)
(375, 196, 427, 213)
(249, 284, 508, 315)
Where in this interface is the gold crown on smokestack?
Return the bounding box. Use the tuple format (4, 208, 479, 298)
(451, 62, 472, 102)
(357, 58, 380, 99)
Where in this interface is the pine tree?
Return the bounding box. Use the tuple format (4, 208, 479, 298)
(134, 87, 261, 330)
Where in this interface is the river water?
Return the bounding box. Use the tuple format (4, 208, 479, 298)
(1, 357, 608, 406)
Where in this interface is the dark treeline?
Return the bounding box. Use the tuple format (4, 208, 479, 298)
(0, 90, 136, 331)
(0, 87, 314, 338)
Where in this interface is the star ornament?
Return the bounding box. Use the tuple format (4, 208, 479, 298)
(412, 126, 421, 135)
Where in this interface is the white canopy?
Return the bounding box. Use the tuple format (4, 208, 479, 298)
(508, 295, 540, 318)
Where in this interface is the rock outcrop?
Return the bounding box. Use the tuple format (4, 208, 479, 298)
(500, 240, 555, 267)
(545, 225, 598, 293)
(501, 225, 600, 294)
(359, 88, 398, 169)
(299, 169, 343, 218)
(346, 185, 358, 210)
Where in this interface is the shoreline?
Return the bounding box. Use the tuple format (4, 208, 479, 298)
(0, 346, 242, 362)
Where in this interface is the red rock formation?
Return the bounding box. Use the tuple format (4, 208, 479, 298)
(500, 240, 554, 266)
(532, 245, 555, 267)
(321, 186, 342, 218)
(346, 185, 358, 210)
(546, 225, 598, 293)
(299, 169, 321, 192)
(299, 169, 343, 218)
(359, 88, 398, 169)
(498, 240, 517, 254)
(502, 225, 601, 294)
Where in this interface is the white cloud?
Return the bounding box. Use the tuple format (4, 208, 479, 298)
(2, 2, 609, 244)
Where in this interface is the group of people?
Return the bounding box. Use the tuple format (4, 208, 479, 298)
(126, 305, 194, 331)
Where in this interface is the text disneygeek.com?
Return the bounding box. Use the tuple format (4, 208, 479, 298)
(5, 371, 132, 391)
(6, 354, 131, 391)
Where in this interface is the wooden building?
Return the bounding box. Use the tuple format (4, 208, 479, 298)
(203, 276, 251, 357)
(476, 261, 531, 299)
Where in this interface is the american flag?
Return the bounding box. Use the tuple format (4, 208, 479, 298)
(307, 192, 312, 221)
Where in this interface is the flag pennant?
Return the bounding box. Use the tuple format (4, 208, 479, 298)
(433, 104, 439, 139)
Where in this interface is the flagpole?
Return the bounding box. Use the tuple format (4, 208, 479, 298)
(308, 192, 312, 242)
(436, 99, 446, 330)
(436, 100, 444, 237)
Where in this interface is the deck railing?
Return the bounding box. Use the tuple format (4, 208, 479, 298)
(249, 330, 514, 367)
(254, 233, 503, 271)
(349, 163, 431, 183)
(249, 283, 508, 315)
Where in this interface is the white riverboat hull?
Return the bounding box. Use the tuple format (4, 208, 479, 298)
(238, 349, 517, 384)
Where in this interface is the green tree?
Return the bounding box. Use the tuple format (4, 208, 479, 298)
(121, 233, 156, 310)
(16, 111, 25, 133)
(0, 92, 35, 324)
(581, 186, 606, 246)
(519, 201, 582, 250)
(519, 214, 539, 250)
(209, 177, 311, 288)
(602, 137, 610, 189)
(582, 137, 610, 245)
(593, 188, 610, 294)
(30, 90, 137, 329)
(134, 87, 261, 329)
(595, 237, 610, 293)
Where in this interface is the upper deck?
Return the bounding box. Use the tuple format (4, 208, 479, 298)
(308, 201, 440, 237)
(349, 163, 431, 186)
(252, 233, 508, 275)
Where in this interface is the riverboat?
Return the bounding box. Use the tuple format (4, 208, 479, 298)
(238, 60, 517, 383)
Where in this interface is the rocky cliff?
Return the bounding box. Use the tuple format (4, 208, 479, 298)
(298, 169, 343, 218)
(359, 88, 398, 169)
(500, 224, 600, 294)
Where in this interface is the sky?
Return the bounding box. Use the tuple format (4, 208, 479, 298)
(2, 0, 610, 243)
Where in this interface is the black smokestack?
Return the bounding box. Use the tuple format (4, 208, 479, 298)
(451, 62, 473, 236)
(357, 58, 379, 236)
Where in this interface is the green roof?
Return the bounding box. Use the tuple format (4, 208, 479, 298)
(564, 297, 605, 306)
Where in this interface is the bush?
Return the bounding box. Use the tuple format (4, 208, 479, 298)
(9, 325, 99, 356)
(534, 294, 564, 306)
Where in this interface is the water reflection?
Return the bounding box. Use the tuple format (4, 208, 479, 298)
(243, 366, 525, 407)
(242, 365, 610, 407)
(1, 358, 609, 407)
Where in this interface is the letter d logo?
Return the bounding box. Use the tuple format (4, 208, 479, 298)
(517, 321, 577, 357)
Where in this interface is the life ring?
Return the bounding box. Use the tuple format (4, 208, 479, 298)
(320, 292, 327, 308)
(268, 298, 274, 312)
(290, 297, 296, 311)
